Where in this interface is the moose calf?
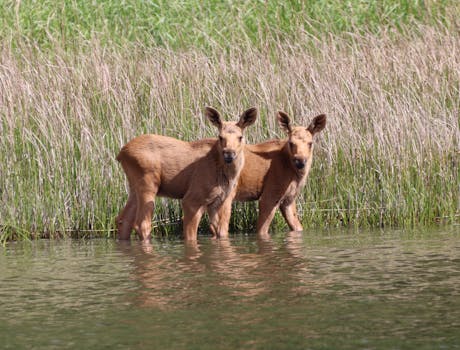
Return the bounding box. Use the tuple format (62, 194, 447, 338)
(116, 107, 258, 241)
(211, 111, 326, 238)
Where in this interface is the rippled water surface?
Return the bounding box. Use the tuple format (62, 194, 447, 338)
(1, 228, 459, 349)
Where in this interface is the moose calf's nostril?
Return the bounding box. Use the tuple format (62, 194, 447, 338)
(223, 151, 236, 163)
(294, 158, 306, 169)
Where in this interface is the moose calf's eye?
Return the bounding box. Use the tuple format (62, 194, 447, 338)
(239, 136, 243, 142)
(219, 136, 223, 142)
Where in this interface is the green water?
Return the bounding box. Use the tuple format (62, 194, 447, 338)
(1, 228, 459, 349)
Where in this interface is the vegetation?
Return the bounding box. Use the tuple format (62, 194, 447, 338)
(0, 1, 458, 241)
(2, 0, 458, 49)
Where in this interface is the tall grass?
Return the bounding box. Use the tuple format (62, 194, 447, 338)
(0, 2, 459, 240)
(1, 25, 458, 240)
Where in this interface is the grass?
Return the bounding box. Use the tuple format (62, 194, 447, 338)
(1, 0, 458, 49)
(0, 1, 459, 241)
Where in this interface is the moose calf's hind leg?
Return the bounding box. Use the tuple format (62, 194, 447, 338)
(134, 178, 158, 242)
(134, 194, 155, 241)
(116, 191, 137, 240)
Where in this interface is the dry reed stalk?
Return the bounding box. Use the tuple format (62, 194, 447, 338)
(0, 26, 458, 238)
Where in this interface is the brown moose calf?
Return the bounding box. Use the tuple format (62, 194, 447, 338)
(212, 111, 326, 238)
(116, 107, 257, 241)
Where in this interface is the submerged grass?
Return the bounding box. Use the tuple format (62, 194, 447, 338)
(0, 2, 459, 240)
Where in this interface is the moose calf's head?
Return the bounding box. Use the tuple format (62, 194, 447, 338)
(278, 111, 326, 172)
(206, 106, 258, 164)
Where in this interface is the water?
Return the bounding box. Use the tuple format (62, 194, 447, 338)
(1, 228, 459, 349)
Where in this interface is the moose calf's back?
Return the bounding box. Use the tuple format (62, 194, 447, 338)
(117, 135, 217, 199)
(235, 140, 285, 201)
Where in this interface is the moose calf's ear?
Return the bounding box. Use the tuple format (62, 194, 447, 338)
(277, 111, 292, 133)
(205, 107, 222, 129)
(237, 107, 258, 129)
(307, 114, 326, 135)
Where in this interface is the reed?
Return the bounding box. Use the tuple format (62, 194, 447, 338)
(0, 4, 458, 241)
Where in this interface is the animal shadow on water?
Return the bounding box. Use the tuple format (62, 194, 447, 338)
(213, 111, 326, 238)
(116, 107, 258, 242)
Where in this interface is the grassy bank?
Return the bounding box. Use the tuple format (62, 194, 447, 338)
(0, 2, 459, 241)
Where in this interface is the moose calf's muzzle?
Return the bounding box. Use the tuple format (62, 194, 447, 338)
(294, 157, 307, 169)
(223, 151, 236, 164)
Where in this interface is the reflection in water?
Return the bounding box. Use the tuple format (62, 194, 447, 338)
(116, 232, 315, 309)
(115, 230, 460, 313)
(1, 229, 459, 349)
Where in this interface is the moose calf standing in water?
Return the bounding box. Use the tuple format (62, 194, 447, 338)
(116, 107, 257, 241)
(211, 111, 326, 238)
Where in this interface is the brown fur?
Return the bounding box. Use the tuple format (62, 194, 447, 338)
(212, 112, 326, 238)
(116, 107, 257, 241)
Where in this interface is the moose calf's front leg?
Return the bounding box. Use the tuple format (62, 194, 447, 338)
(280, 201, 303, 232)
(182, 201, 205, 241)
(256, 198, 279, 238)
(207, 207, 219, 238)
(215, 196, 234, 239)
